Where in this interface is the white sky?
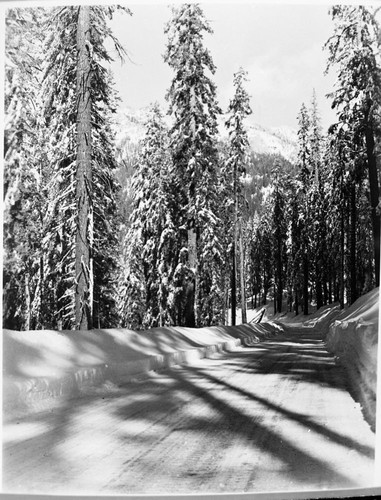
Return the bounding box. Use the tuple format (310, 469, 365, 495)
(107, 2, 339, 131)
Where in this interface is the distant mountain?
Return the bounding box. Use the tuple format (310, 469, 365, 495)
(114, 107, 298, 164)
(247, 123, 298, 164)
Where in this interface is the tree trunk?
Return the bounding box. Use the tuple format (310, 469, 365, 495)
(75, 5, 93, 330)
(239, 220, 247, 323)
(364, 123, 380, 287)
(188, 227, 197, 327)
(276, 238, 283, 314)
(339, 192, 345, 309)
(327, 271, 332, 305)
(315, 249, 323, 310)
(231, 237, 237, 326)
(322, 263, 329, 306)
(231, 161, 238, 326)
(39, 255, 44, 329)
(303, 255, 309, 315)
(25, 273, 31, 331)
(349, 182, 357, 305)
(295, 290, 299, 316)
(222, 273, 227, 326)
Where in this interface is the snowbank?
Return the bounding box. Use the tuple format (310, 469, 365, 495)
(271, 302, 342, 330)
(326, 288, 379, 431)
(3, 322, 283, 417)
(216, 321, 284, 346)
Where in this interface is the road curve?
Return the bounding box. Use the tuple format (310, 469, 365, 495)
(3, 326, 375, 495)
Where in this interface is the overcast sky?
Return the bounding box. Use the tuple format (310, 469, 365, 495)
(108, 3, 338, 131)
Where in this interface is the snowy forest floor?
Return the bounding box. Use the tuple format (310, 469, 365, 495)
(2, 291, 379, 496)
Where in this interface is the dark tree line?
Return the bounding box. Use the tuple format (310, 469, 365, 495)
(250, 6, 380, 314)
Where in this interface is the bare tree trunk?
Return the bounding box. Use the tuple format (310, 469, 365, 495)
(75, 5, 93, 330)
(302, 202, 309, 315)
(25, 273, 31, 331)
(364, 123, 380, 287)
(349, 182, 357, 305)
(239, 220, 247, 323)
(339, 190, 345, 309)
(231, 162, 238, 326)
(39, 255, 44, 329)
(276, 235, 283, 314)
(222, 274, 227, 326)
(188, 227, 197, 327)
(231, 237, 237, 326)
(315, 249, 323, 310)
(302, 256, 309, 315)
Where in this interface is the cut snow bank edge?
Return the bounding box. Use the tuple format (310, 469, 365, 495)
(326, 288, 379, 431)
(3, 322, 281, 418)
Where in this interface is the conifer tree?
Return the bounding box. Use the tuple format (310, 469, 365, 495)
(3, 8, 48, 330)
(296, 103, 311, 315)
(325, 5, 381, 288)
(308, 92, 326, 310)
(164, 3, 223, 326)
(271, 160, 288, 314)
(286, 177, 304, 315)
(118, 104, 177, 329)
(75, 5, 93, 329)
(4, 6, 129, 330)
(225, 68, 252, 324)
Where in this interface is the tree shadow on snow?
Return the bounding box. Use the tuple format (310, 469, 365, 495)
(2, 325, 375, 495)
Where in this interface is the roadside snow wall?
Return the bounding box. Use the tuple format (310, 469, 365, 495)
(3, 322, 281, 418)
(326, 288, 379, 431)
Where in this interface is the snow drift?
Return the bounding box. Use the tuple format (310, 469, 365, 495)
(3, 322, 281, 417)
(326, 288, 379, 430)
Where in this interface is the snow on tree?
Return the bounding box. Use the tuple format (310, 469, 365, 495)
(325, 4, 381, 288)
(271, 159, 288, 314)
(3, 8, 49, 330)
(308, 91, 327, 310)
(164, 3, 223, 327)
(4, 5, 129, 330)
(117, 104, 177, 329)
(224, 68, 252, 325)
(296, 102, 312, 315)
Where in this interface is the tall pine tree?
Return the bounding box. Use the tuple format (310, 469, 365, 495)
(325, 5, 381, 288)
(225, 68, 252, 324)
(164, 3, 223, 327)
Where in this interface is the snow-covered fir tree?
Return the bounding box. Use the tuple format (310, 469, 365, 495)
(271, 159, 288, 314)
(308, 91, 327, 310)
(224, 68, 252, 324)
(296, 102, 311, 315)
(117, 104, 178, 329)
(4, 6, 129, 330)
(164, 3, 224, 326)
(325, 5, 381, 288)
(3, 8, 49, 330)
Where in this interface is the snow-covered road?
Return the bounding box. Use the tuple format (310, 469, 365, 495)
(3, 327, 375, 496)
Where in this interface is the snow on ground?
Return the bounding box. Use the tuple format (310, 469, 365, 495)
(249, 291, 379, 431)
(3, 290, 378, 432)
(325, 288, 379, 431)
(3, 321, 281, 418)
(277, 302, 342, 331)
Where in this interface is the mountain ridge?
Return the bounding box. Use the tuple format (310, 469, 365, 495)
(114, 107, 298, 163)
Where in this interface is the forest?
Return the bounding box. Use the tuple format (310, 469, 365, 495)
(3, 4, 381, 332)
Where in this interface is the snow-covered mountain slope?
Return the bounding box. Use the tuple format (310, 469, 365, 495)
(218, 116, 298, 163)
(113, 107, 298, 163)
(248, 123, 297, 163)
